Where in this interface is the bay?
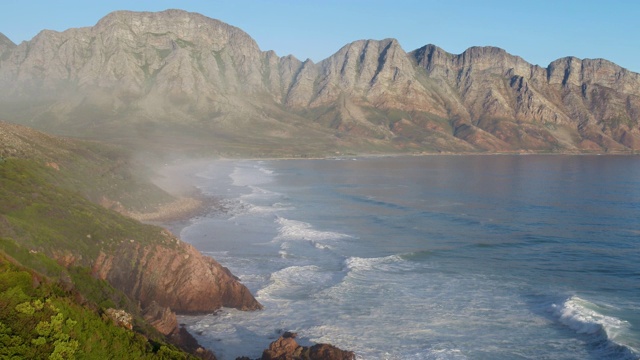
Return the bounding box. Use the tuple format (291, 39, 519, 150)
(178, 155, 640, 360)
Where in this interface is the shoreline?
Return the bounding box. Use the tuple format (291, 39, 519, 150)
(129, 154, 640, 359)
(132, 159, 221, 232)
(202, 149, 640, 163)
(127, 196, 205, 223)
(131, 150, 640, 227)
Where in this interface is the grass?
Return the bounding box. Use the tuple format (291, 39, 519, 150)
(0, 125, 201, 357)
(0, 158, 178, 261)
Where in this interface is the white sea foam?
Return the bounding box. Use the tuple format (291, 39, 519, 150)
(275, 217, 351, 242)
(278, 242, 290, 258)
(552, 296, 629, 336)
(221, 184, 293, 216)
(203, 250, 229, 257)
(258, 167, 274, 175)
(419, 349, 468, 360)
(218, 197, 292, 218)
(241, 185, 283, 200)
(257, 265, 332, 301)
(306, 324, 469, 360)
(247, 204, 293, 215)
(313, 242, 333, 250)
(344, 254, 405, 272)
(550, 296, 638, 358)
(230, 165, 274, 187)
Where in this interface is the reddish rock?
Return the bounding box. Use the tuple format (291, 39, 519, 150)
(168, 325, 217, 360)
(260, 332, 302, 360)
(92, 236, 262, 314)
(258, 332, 355, 360)
(142, 301, 177, 336)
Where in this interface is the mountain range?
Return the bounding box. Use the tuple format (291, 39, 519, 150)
(1, 9, 639, 155)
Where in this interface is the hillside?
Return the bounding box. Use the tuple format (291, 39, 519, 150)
(0, 9, 638, 155)
(0, 254, 198, 359)
(0, 121, 261, 358)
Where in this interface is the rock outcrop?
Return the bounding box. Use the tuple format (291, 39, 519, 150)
(169, 325, 218, 360)
(142, 301, 178, 335)
(242, 332, 355, 360)
(142, 302, 218, 359)
(0, 9, 639, 153)
(92, 234, 262, 314)
(0, 32, 15, 55)
(104, 308, 134, 330)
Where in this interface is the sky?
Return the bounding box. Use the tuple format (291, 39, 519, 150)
(1, 0, 638, 72)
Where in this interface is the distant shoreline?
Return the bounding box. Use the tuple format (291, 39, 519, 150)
(129, 150, 639, 229)
(216, 150, 640, 162)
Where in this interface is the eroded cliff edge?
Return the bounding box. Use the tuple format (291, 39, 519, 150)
(92, 235, 262, 314)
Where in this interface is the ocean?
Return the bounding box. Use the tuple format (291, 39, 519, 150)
(176, 155, 640, 360)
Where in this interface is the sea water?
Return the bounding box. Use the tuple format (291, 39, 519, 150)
(177, 155, 640, 360)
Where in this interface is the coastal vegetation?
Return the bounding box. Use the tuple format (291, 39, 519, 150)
(0, 254, 193, 359)
(0, 122, 210, 358)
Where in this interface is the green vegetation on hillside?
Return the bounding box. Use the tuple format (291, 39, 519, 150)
(0, 254, 193, 359)
(0, 158, 178, 261)
(0, 123, 201, 358)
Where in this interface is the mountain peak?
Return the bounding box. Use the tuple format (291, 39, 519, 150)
(0, 32, 16, 53)
(93, 9, 259, 50)
(1, 9, 639, 154)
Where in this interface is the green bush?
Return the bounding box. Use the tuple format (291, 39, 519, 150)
(0, 257, 195, 359)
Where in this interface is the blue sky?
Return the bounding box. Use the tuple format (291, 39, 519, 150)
(1, 0, 638, 72)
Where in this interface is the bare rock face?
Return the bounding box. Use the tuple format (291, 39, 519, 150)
(169, 325, 218, 360)
(92, 235, 262, 314)
(257, 332, 355, 360)
(142, 301, 178, 335)
(0, 32, 15, 55)
(105, 308, 134, 330)
(1, 9, 639, 153)
(143, 301, 219, 359)
(411, 45, 640, 151)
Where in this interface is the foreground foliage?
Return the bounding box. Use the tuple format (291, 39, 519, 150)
(0, 255, 192, 359)
(0, 125, 198, 358)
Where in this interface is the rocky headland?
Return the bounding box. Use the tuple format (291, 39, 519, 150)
(1, 119, 355, 358)
(91, 236, 262, 314)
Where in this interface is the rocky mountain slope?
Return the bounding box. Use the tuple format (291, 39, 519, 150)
(0, 9, 638, 154)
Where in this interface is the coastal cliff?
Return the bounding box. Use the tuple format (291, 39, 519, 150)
(0, 120, 260, 357)
(92, 237, 262, 313)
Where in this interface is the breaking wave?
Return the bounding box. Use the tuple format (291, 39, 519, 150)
(256, 265, 334, 301)
(550, 296, 638, 359)
(230, 165, 275, 187)
(275, 217, 352, 242)
(343, 255, 405, 272)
